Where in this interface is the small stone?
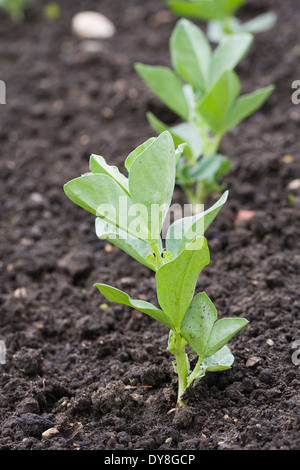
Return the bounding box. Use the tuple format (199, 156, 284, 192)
(130, 393, 143, 405)
(287, 179, 300, 195)
(266, 339, 274, 346)
(246, 356, 262, 367)
(119, 277, 135, 287)
(104, 243, 113, 253)
(282, 155, 293, 163)
(234, 210, 255, 225)
(27, 192, 46, 209)
(101, 107, 114, 118)
(79, 40, 104, 53)
(42, 427, 60, 439)
(72, 11, 115, 39)
(13, 287, 27, 299)
(100, 303, 108, 310)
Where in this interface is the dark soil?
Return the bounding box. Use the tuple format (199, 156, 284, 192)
(0, 0, 299, 451)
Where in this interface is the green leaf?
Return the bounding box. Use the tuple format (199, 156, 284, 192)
(241, 11, 277, 34)
(146, 112, 202, 162)
(64, 174, 149, 240)
(222, 84, 274, 134)
(175, 143, 188, 163)
(165, 190, 228, 258)
(181, 292, 248, 359)
(124, 137, 156, 171)
(135, 63, 189, 120)
(205, 317, 249, 357)
(167, 0, 223, 21)
(95, 218, 156, 270)
(64, 173, 126, 222)
(217, 0, 245, 17)
(94, 283, 174, 330)
(170, 18, 211, 93)
(89, 154, 130, 195)
(177, 154, 231, 185)
(202, 345, 234, 371)
(180, 292, 217, 357)
(196, 70, 240, 135)
(156, 237, 210, 330)
(210, 33, 253, 86)
(129, 131, 176, 241)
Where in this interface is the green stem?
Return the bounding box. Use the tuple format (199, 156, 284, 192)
(183, 182, 206, 212)
(183, 185, 196, 204)
(222, 16, 233, 35)
(174, 333, 189, 407)
(195, 180, 205, 206)
(187, 356, 204, 388)
(204, 133, 222, 157)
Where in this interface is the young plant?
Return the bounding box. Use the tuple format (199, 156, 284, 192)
(64, 130, 248, 407)
(135, 18, 274, 206)
(167, 0, 277, 43)
(0, 0, 29, 21)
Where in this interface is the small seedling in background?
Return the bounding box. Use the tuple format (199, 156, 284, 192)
(64, 131, 248, 407)
(44, 2, 61, 21)
(167, 0, 277, 43)
(135, 19, 274, 206)
(0, 0, 29, 21)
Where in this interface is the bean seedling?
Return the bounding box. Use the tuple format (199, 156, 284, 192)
(0, 0, 29, 21)
(64, 131, 248, 407)
(135, 18, 274, 206)
(167, 0, 277, 43)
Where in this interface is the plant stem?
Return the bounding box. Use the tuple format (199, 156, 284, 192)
(223, 16, 233, 35)
(174, 332, 189, 407)
(183, 182, 206, 213)
(187, 356, 204, 388)
(205, 133, 222, 157)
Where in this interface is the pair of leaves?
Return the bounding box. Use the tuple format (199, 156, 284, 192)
(95, 250, 248, 378)
(0, 0, 27, 20)
(64, 131, 176, 245)
(176, 154, 231, 186)
(95, 236, 210, 330)
(196, 70, 274, 136)
(65, 127, 228, 270)
(181, 292, 248, 359)
(185, 345, 234, 387)
(207, 12, 277, 42)
(135, 18, 253, 108)
(135, 18, 273, 186)
(169, 18, 253, 94)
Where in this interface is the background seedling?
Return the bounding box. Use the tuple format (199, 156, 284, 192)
(64, 131, 248, 407)
(167, 0, 277, 43)
(0, 0, 30, 21)
(135, 19, 274, 207)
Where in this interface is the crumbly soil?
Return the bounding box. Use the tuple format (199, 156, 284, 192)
(0, 0, 299, 451)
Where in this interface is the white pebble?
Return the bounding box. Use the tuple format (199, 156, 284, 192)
(72, 11, 115, 39)
(287, 179, 300, 194)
